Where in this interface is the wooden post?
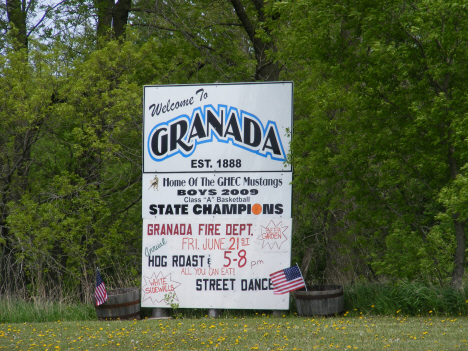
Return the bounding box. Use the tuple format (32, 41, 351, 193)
(272, 310, 285, 317)
(152, 308, 171, 318)
(208, 309, 223, 318)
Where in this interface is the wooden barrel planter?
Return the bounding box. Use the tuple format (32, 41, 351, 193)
(94, 288, 141, 320)
(293, 285, 343, 317)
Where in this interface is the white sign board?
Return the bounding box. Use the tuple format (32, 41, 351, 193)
(143, 83, 293, 173)
(141, 217, 292, 309)
(142, 172, 292, 218)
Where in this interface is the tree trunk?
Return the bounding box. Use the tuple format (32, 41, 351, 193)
(229, 0, 280, 81)
(449, 146, 466, 290)
(300, 245, 314, 282)
(94, 0, 132, 40)
(94, 0, 114, 38)
(6, 0, 28, 50)
(113, 0, 132, 39)
(452, 219, 466, 290)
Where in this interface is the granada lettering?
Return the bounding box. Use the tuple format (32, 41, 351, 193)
(147, 105, 286, 162)
(147, 223, 193, 235)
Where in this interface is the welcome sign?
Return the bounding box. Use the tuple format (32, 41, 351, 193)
(143, 83, 292, 173)
(142, 82, 293, 310)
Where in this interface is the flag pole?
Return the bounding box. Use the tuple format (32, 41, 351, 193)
(296, 263, 307, 291)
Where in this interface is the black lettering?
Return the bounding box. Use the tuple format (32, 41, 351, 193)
(248, 280, 254, 291)
(262, 125, 282, 155)
(207, 109, 223, 137)
(149, 104, 156, 117)
(188, 113, 207, 143)
(224, 112, 242, 142)
(203, 204, 212, 215)
(165, 205, 174, 215)
(241, 279, 247, 291)
(238, 204, 247, 214)
(275, 204, 283, 214)
(151, 127, 168, 156)
(213, 204, 221, 214)
(170, 120, 193, 152)
(148, 256, 167, 267)
(149, 204, 158, 215)
(193, 204, 202, 215)
(263, 204, 274, 215)
(222, 204, 237, 214)
(155, 103, 162, 115)
(243, 116, 261, 147)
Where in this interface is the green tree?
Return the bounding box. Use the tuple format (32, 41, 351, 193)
(278, 0, 468, 288)
(130, 0, 281, 82)
(1, 37, 158, 299)
(0, 44, 59, 295)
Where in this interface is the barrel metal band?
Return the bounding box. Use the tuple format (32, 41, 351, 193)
(294, 291, 343, 300)
(96, 299, 141, 309)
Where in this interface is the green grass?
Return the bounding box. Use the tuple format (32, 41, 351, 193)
(0, 299, 96, 324)
(1, 281, 468, 350)
(1, 282, 468, 324)
(1, 314, 468, 350)
(344, 282, 468, 316)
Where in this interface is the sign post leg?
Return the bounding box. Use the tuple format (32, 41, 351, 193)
(208, 309, 223, 318)
(152, 308, 170, 318)
(272, 310, 286, 317)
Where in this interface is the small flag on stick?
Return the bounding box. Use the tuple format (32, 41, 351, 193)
(95, 268, 108, 306)
(270, 264, 306, 295)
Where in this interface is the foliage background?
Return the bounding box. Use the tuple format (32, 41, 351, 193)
(1, 0, 468, 302)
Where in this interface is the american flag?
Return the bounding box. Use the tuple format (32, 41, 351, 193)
(270, 265, 306, 295)
(95, 268, 108, 306)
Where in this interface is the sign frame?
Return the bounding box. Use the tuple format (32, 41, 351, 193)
(141, 82, 294, 310)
